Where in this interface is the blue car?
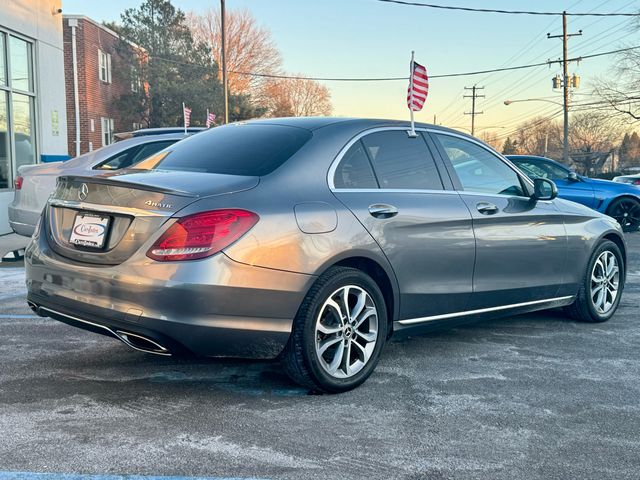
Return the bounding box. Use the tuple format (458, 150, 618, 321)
(507, 155, 640, 232)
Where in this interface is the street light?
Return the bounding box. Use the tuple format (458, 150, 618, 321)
(504, 98, 566, 160)
(504, 98, 563, 106)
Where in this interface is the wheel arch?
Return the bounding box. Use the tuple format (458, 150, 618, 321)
(603, 193, 640, 214)
(601, 231, 627, 274)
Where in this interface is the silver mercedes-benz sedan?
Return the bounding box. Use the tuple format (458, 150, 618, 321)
(9, 129, 202, 237)
(25, 118, 626, 393)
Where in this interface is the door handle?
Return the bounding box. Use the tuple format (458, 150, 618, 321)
(368, 204, 398, 219)
(476, 202, 499, 215)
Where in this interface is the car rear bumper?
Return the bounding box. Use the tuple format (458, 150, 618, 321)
(25, 233, 315, 359)
(8, 204, 38, 237)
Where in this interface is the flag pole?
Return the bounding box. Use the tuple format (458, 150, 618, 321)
(409, 51, 416, 137)
(182, 102, 187, 134)
(206, 108, 209, 128)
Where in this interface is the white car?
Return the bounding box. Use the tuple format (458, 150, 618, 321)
(612, 173, 640, 186)
(9, 129, 201, 237)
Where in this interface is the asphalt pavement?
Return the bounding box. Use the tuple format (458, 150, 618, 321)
(0, 234, 639, 480)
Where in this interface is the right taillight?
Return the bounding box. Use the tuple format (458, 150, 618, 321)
(14, 176, 23, 190)
(147, 209, 259, 261)
(633, 179, 640, 185)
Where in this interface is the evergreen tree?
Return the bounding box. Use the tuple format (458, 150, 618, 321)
(619, 133, 631, 165)
(111, 0, 260, 128)
(502, 137, 518, 155)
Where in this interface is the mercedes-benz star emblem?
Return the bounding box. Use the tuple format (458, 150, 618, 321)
(78, 183, 89, 201)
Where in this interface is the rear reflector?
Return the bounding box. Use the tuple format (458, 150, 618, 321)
(14, 176, 23, 190)
(147, 209, 258, 261)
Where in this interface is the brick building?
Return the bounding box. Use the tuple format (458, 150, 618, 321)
(63, 15, 142, 157)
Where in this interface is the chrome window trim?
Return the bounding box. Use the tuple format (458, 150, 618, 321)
(328, 126, 432, 191)
(397, 295, 574, 326)
(328, 126, 537, 199)
(333, 188, 459, 195)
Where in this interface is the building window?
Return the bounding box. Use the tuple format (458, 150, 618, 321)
(130, 65, 141, 92)
(0, 30, 37, 190)
(98, 49, 111, 83)
(101, 117, 114, 146)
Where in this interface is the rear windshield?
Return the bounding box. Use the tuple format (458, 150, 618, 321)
(149, 124, 312, 176)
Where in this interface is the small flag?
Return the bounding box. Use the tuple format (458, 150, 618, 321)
(407, 60, 429, 112)
(183, 104, 192, 128)
(206, 111, 216, 128)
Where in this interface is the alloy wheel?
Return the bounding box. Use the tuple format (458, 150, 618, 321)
(314, 285, 378, 379)
(609, 199, 640, 231)
(590, 250, 620, 315)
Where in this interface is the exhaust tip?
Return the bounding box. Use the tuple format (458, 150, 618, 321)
(115, 330, 171, 356)
(27, 301, 45, 316)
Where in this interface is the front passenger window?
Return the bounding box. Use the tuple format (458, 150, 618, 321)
(435, 134, 526, 197)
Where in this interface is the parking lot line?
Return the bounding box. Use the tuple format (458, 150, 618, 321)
(0, 472, 268, 480)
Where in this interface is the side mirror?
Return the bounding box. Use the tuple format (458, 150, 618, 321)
(532, 177, 558, 201)
(567, 171, 580, 182)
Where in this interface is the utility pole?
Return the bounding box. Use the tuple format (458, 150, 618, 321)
(221, 0, 229, 124)
(548, 12, 582, 163)
(464, 86, 484, 136)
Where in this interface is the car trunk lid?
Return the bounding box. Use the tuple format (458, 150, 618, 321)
(45, 170, 259, 265)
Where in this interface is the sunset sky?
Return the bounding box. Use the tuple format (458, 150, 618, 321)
(63, 0, 640, 142)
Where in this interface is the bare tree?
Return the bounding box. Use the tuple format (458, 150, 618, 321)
(568, 112, 620, 174)
(591, 17, 640, 123)
(511, 116, 563, 159)
(263, 77, 332, 117)
(187, 8, 281, 102)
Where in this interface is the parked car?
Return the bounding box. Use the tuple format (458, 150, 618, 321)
(507, 155, 640, 232)
(26, 119, 626, 393)
(9, 130, 199, 237)
(612, 173, 640, 186)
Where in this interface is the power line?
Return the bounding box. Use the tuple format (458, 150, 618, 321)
(150, 45, 640, 82)
(374, 0, 640, 16)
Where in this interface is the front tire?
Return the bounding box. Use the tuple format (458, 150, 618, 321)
(564, 239, 624, 323)
(282, 267, 387, 393)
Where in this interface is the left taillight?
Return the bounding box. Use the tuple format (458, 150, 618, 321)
(146, 209, 259, 262)
(14, 176, 23, 190)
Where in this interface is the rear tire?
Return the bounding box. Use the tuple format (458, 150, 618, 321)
(606, 197, 640, 232)
(282, 267, 387, 393)
(564, 239, 624, 323)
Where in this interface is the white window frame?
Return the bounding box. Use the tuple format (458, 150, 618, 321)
(101, 117, 114, 146)
(98, 49, 111, 83)
(0, 28, 38, 192)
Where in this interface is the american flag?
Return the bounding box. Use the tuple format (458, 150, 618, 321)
(407, 60, 429, 111)
(183, 104, 192, 128)
(206, 112, 216, 128)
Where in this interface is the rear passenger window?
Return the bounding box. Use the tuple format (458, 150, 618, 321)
(360, 131, 443, 190)
(333, 141, 378, 189)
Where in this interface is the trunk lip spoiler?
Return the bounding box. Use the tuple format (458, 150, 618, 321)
(56, 174, 197, 197)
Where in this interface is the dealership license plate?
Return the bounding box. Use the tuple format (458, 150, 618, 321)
(69, 213, 110, 249)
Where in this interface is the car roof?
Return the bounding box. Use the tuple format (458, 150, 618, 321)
(239, 116, 476, 137)
(114, 127, 206, 140)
